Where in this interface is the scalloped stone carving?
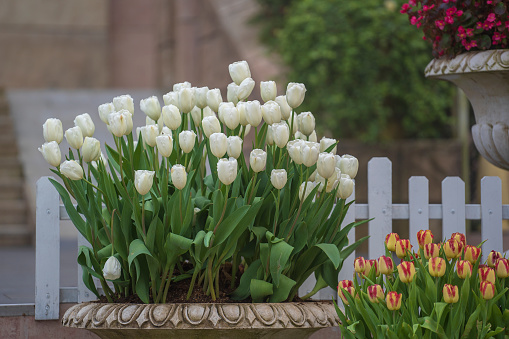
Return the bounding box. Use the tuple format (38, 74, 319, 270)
(425, 49, 509, 170)
(62, 302, 339, 339)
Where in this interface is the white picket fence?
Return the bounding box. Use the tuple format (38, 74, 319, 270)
(29, 157, 509, 320)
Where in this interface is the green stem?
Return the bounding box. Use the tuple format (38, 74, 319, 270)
(207, 258, 217, 301)
(273, 189, 280, 235)
(100, 279, 113, 303)
(230, 254, 238, 290)
(187, 266, 201, 300)
(248, 172, 257, 204)
(141, 195, 146, 236)
(161, 265, 175, 303)
(213, 185, 229, 234)
(155, 262, 171, 303)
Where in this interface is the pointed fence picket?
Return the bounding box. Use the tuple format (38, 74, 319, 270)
(31, 157, 509, 319)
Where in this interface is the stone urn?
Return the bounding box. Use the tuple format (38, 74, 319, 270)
(62, 301, 339, 339)
(425, 49, 509, 170)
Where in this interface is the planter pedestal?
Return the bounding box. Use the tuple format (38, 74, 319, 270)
(425, 49, 509, 170)
(62, 301, 338, 339)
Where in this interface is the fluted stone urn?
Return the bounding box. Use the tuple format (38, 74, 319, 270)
(425, 49, 509, 170)
(62, 301, 339, 339)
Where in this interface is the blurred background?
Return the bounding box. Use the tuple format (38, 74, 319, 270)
(0, 0, 506, 303)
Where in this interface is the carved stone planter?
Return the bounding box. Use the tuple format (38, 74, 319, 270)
(425, 49, 509, 170)
(62, 301, 338, 339)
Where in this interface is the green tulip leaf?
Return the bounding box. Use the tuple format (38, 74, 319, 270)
(269, 275, 296, 302)
(315, 243, 341, 269)
(269, 239, 294, 287)
(231, 259, 262, 300)
(250, 279, 273, 303)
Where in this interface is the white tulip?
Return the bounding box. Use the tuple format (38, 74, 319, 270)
(103, 256, 121, 280)
(108, 111, 128, 137)
(337, 174, 354, 199)
(317, 152, 336, 179)
(245, 100, 262, 127)
(91, 152, 108, 169)
(227, 136, 243, 159)
(237, 102, 249, 126)
(60, 160, 83, 180)
(190, 106, 202, 127)
(156, 134, 173, 157)
(146, 116, 163, 133)
(82, 137, 101, 163)
(242, 124, 252, 137)
(237, 77, 255, 101)
(217, 157, 238, 185)
(141, 125, 159, 147)
(179, 130, 196, 153)
(98, 102, 115, 125)
(320, 137, 337, 155)
(227, 82, 239, 105)
(260, 81, 277, 102)
(288, 112, 299, 134)
(113, 94, 134, 114)
(209, 133, 228, 158)
(286, 82, 306, 109)
(134, 170, 155, 195)
(308, 130, 317, 142)
(229, 60, 251, 85)
(123, 110, 134, 135)
(43, 118, 63, 145)
(163, 91, 180, 108)
(207, 88, 223, 112)
(316, 168, 341, 193)
(195, 86, 209, 109)
(65, 126, 83, 149)
(272, 122, 290, 148)
(338, 154, 359, 179)
(250, 149, 267, 173)
(160, 126, 172, 136)
(271, 169, 287, 190)
(179, 87, 196, 114)
(39, 141, 61, 167)
(74, 113, 95, 138)
(202, 115, 221, 138)
(287, 139, 304, 164)
(222, 104, 240, 130)
(297, 112, 315, 136)
(140, 96, 161, 121)
(262, 101, 282, 125)
(162, 104, 182, 130)
(299, 181, 316, 201)
(275, 95, 292, 120)
(301, 141, 320, 167)
(266, 125, 274, 146)
(203, 106, 215, 119)
(173, 81, 191, 92)
(171, 164, 187, 190)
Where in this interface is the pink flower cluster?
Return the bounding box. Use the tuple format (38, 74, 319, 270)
(401, 0, 509, 58)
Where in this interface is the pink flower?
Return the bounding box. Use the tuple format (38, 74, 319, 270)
(483, 21, 495, 30)
(410, 16, 418, 25)
(445, 16, 455, 24)
(487, 13, 496, 22)
(435, 20, 446, 30)
(457, 26, 467, 39)
(466, 28, 474, 37)
(456, 10, 463, 17)
(409, 0, 416, 5)
(446, 8, 457, 16)
(476, 22, 484, 30)
(400, 3, 411, 13)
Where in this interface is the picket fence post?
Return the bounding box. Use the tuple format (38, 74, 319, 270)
(442, 177, 466, 239)
(481, 177, 503, 262)
(409, 177, 429, 249)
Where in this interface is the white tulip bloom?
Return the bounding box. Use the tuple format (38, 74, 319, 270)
(190, 106, 202, 127)
(134, 170, 155, 195)
(237, 102, 249, 126)
(315, 168, 341, 193)
(82, 137, 101, 163)
(43, 118, 63, 144)
(272, 122, 290, 148)
(250, 149, 267, 173)
(266, 125, 274, 146)
(275, 95, 292, 120)
(140, 96, 161, 121)
(217, 157, 238, 185)
(202, 115, 221, 138)
(173, 81, 191, 92)
(227, 82, 239, 105)
(271, 169, 287, 190)
(222, 104, 240, 130)
(308, 130, 318, 142)
(195, 86, 209, 109)
(108, 111, 128, 137)
(103, 256, 122, 280)
(229, 60, 251, 85)
(262, 101, 282, 125)
(237, 77, 255, 101)
(65, 126, 83, 150)
(113, 94, 134, 114)
(98, 102, 115, 125)
(39, 141, 61, 167)
(299, 181, 317, 201)
(206, 88, 223, 112)
(297, 112, 315, 137)
(301, 141, 320, 167)
(74, 113, 95, 138)
(317, 152, 336, 179)
(156, 134, 173, 158)
(337, 174, 354, 199)
(179, 130, 196, 153)
(286, 82, 306, 109)
(260, 81, 277, 102)
(163, 91, 180, 108)
(287, 139, 305, 165)
(141, 125, 158, 147)
(171, 164, 187, 190)
(209, 133, 228, 158)
(320, 137, 337, 155)
(227, 136, 243, 159)
(60, 160, 83, 180)
(162, 104, 182, 130)
(338, 154, 359, 179)
(245, 100, 262, 127)
(179, 87, 196, 114)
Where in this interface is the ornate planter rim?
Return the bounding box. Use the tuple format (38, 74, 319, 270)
(62, 301, 338, 331)
(425, 49, 509, 77)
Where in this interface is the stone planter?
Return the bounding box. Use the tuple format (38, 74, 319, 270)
(425, 49, 509, 170)
(62, 301, 338, 339)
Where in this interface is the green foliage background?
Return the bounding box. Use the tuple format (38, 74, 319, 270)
(255, 0, 455, 141)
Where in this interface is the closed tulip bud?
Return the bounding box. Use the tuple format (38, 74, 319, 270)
(275, 95, 292, 120)
(262, 101, 282, 125)
(378, 256, 394, 275)
(487, 250, 502, 267)
(140, 96, 161, 121)
(299, 181, 317, 201)
(134, 170, 155, 195)
(170, 164, 187, 190)
(65, 126, 83, 149)
(227, 82, 239, 105)
(287, 139, 304, 164)
(113, 94, 134, 114)
(479, 265, 496, 284)
(272, 122, 290, 148)
(450, 232, 466, 248)
(286, 82, 306, 109)
(210, 133, 228, 158)
(156, 135, 173, 157)
(338, 174, 355, 199)
(195, 86, 209, 109)
(271, 169, 287, 190)
(242, 124, 251, 137)
(354, 257, 366, 274)
(179, 88, 196, 114)
(397, 261, 416, 283)
(301, 142, 320, 167)
(260, 81, 277, 102)
(338, 155, 359, 179)
(464, 245, 481, 264)
(496, 258, 509, 278)
(73, 113, 95, 138)
(217, 157, 238, 185)
(123, 111, 133, 134)
(316, 168, 340, 193)
(385, 233, 400, 252)
(317, 152, 336, 179)
(364, 259, 379, 277)
(39, 141, 61, 167)
(386, 292, 402, 311)
(265, 125, 274, 146)
(173, 81, 191, 92)
(236, 102, 249, 126)
(320, 137, 337, 155)
(250, 149, 267, 173)
(368, 284, 384, 303)
(424, 243, 440, 259)
(308, 130, 318, 142)
(190, 106, 202, 127)
(417, 230, 434, 249)
(206, 88, 223, 112)
(160, 126, 172, 136)
(222, 104, 240, 130)
(227, 136, 243, 159)
(480, 281, 495, 300)
(60, 160, 83, 180)
(98, 102, 115, 124)
(297, 112, 315, 136)
(108, 112, 128, 137)
(338, 285, 356, 305)
(202, 115, 221, 138)
(338, 280, 353, 291)
(429, 257, 446, 277)
(163, 91, 180, 108)
(43, 118, 63, 144)
(456, 260, 473, 279)
(245, 100, 262, 127)
(141, 125, 159, 148)
(443, 284, 459, 303)
(444, 239, 462, 260)
(103, 256, 121, 280)
(82, 137, 101, 162)
(179, 130, 196, 153)
(229, 60, 251, 85)
(395, 239, 412, 259)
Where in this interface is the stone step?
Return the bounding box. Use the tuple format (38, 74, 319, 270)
(0, 178, 24, 199)
(0, 200, 27, 225)
(0, 224, 32, 246)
